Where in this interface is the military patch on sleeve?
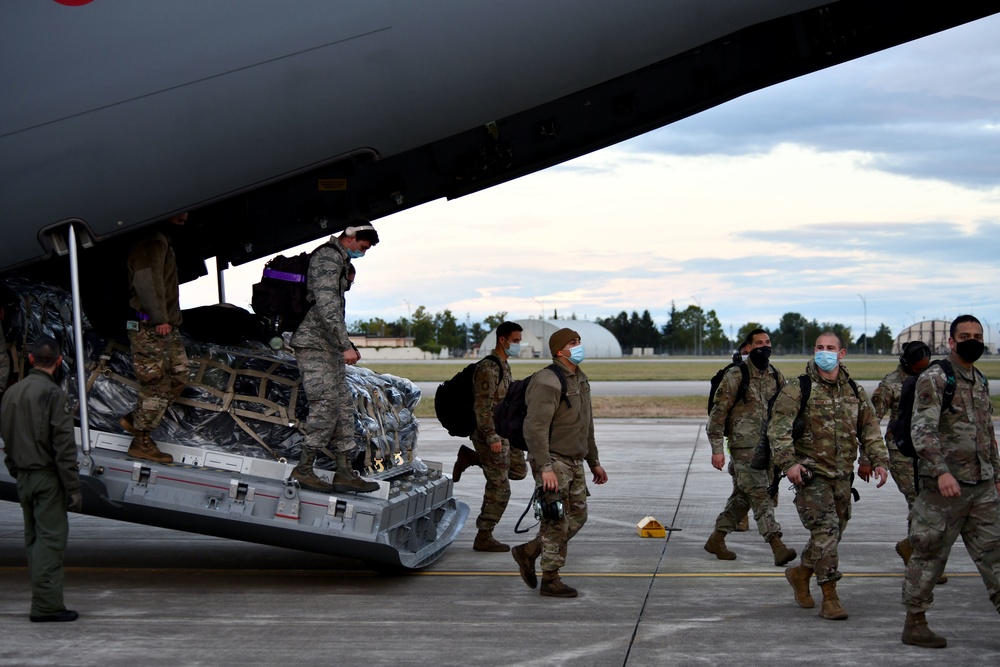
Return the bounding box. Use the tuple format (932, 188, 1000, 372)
(916, 391, 934, 406)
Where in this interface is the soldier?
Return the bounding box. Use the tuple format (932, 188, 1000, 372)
(120, 212, 190, 463)
(290, 222, 380, 494)
(870, 341, 934, 570)
(511, 328, 608, 598)
(730, 337, 752, 532)
(1, 336, 82, 622)
(460, 321, 528, 552)
(705, 329, 795, 566)
(769, 331, 889, 621)
(901, 315, 1000, 649)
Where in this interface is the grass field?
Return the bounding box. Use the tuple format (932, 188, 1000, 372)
(365, 358, 1000, 382)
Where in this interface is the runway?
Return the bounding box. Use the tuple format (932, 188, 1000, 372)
(1, 419, 998, 666)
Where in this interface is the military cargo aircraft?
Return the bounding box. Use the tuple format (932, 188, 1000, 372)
(1, 0, 998, 567)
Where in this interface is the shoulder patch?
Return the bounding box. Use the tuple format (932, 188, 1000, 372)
(916, 390, 934, 406)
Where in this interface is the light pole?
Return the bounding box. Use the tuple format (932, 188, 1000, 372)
(535, 298, 545, 320)
(690, 296, 702, 356)
(857, 293, 867, 356)
(403, 298, 411, 338)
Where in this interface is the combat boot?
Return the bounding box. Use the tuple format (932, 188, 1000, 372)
(540, 570, 577, 598)
(895, 537, 913, 565)
(768, 533, 797, 566)
(512, 540, 540, 588)
(127, 431, 172, 464)
(452, 445, 480, 483)
(902, 611, 947, 648)
(704, 530, 736, 560)
(332, 451, 380, 494)
(118, 411, 137, 435)
(785, 565, 815, 608)
(735, 513, 749, 532)
(819, 581, 848, 620)
(473, 529, 510, 553)
(290, 449, 334, 493)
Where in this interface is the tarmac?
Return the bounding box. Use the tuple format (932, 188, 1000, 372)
(2, 418, 999, 666)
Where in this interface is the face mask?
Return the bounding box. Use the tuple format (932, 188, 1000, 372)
(955, 339, 985, 364)
(814, 350, 839, 372)
(505, 342, 521, 357)
(346, 248, 365, 259)
(568, 344, 585, 365)
(740, 354, 749, 362)
(748, 346, 771, 370)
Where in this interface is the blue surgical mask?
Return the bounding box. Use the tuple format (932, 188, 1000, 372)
(568, 344, 585, 365)
(814, 350, 839, 372)
(346, 248, 365, 259)
(505, 342, 521, 357)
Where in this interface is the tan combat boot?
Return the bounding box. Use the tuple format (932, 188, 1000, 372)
(127, 431, 173, 464)
(512, 540, 540, 588)
(332, 451, 380, 494)
(540, 570, 577, 598)
(452, 445, 480, 483)
(290, 449, 334, 493)
(704, 529, 736, 560)
(473, 529, 510, 553)
(785, 565, 815, 608)
(819, 581, 848, 620)
(902, 611, 947, 648)
(768, 533, 797, 566)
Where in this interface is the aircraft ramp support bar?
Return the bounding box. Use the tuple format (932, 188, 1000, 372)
(1, 431, 469, 570)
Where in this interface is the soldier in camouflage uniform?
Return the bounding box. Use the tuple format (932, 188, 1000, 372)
(121, 213, 191, 464)
(901, 315, 1000, 649)
(511, 328, 608, 598)
(769, 331, 889, 621)
(290, 222, 380, 494)
(870, 341, 933, 570)
(705, 329, 795, 566)
(462, 321, 526, 552)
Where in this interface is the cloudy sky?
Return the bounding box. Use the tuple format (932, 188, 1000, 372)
(182, 14, 1000, 348)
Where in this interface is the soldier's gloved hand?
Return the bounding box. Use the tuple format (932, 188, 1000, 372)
(68, 492, 83, 513)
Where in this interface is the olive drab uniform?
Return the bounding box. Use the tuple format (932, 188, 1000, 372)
(290, 239, 377, 494)
(902, 357, 1000, 615)
(126, 229, 190, 462)
(706, 362, 793, 564)
(2, 368, 81, 618)
(471, 352, 525, 541)
(769, 362, 888, 588)
(871, 366, 917, 512)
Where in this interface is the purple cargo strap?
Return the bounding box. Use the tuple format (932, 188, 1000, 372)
(263, 268, 306, 283)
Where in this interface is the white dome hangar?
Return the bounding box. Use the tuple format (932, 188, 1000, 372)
(478, 319, 622, 359)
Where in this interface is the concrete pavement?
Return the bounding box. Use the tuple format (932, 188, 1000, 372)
(1, 419, 998, 666)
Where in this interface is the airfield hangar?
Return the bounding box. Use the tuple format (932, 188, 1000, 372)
(478, 319, 623, 359)
(892, 320, 951, 355)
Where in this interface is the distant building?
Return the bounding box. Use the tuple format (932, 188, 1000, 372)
(478, 319, 622, 358)
(893, 320, 950, 355)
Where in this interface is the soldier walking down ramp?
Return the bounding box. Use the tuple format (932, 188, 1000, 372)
(121, 213, 191, 463)
(901, 315, 1000, 649)
(290, 222, 380, 494)
(769, 331, 889, 621)
(1, 336, 82, 622)
(704, 329, 795, 566)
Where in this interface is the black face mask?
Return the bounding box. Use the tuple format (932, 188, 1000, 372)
(955, 339, 985, 364)
(748, 346, 772, 370)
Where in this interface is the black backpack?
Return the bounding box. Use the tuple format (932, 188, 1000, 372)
(434, 356, 503, 437)
(251, 252, 314, 336)
(494, 364, 569, 451)
(890, 359, 966, 458)
(709, 361, 782, 437)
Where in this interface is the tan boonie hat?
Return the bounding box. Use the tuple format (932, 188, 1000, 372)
(548, 328, 580, 356)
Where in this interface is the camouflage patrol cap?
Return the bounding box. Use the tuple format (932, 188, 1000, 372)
(549, 328, 580, 355)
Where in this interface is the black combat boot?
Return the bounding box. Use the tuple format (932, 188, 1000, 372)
(512, 539, 540, 588)
(290, 449, 334, 493)
(540, 570, 578, 598)
(452, 445, 480, 483)
(902, 611, 947, 648)
(332, 451, 380, 494)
